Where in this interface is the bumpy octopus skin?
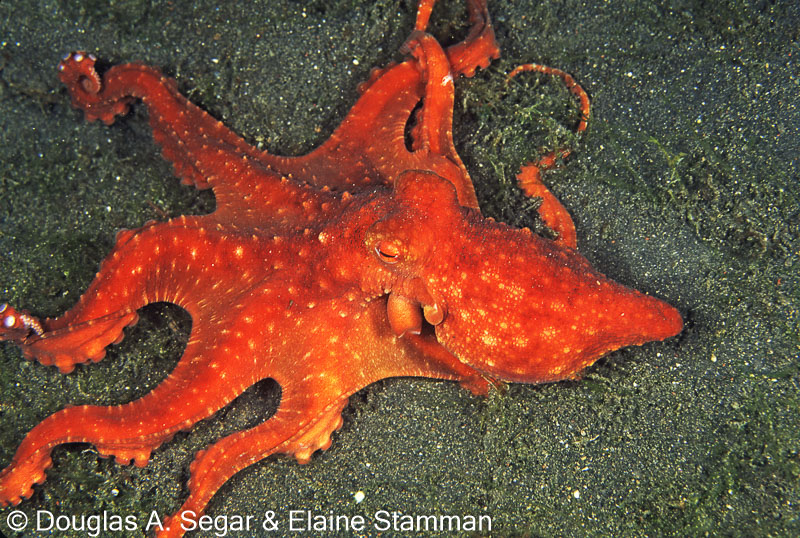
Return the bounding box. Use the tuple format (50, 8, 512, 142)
(0, 0, 682, 535)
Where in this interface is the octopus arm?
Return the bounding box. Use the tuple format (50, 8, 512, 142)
(251, 0, 500, 208)
(0, 216, 271, 372)
(57, 53, 336, 231)
(0, 302, 273, 511)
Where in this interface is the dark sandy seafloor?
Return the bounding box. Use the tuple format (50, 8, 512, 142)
(0, 0, 797, 536)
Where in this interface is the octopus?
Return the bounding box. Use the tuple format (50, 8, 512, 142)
(0, 0, 682, 535)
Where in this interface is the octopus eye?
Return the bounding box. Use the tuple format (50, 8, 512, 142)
(375, 240, 401, 264)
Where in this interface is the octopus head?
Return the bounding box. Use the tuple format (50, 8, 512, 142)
(365, 171, 682, 383)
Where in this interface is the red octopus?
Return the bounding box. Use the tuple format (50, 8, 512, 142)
(0, 1, 681, 535)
